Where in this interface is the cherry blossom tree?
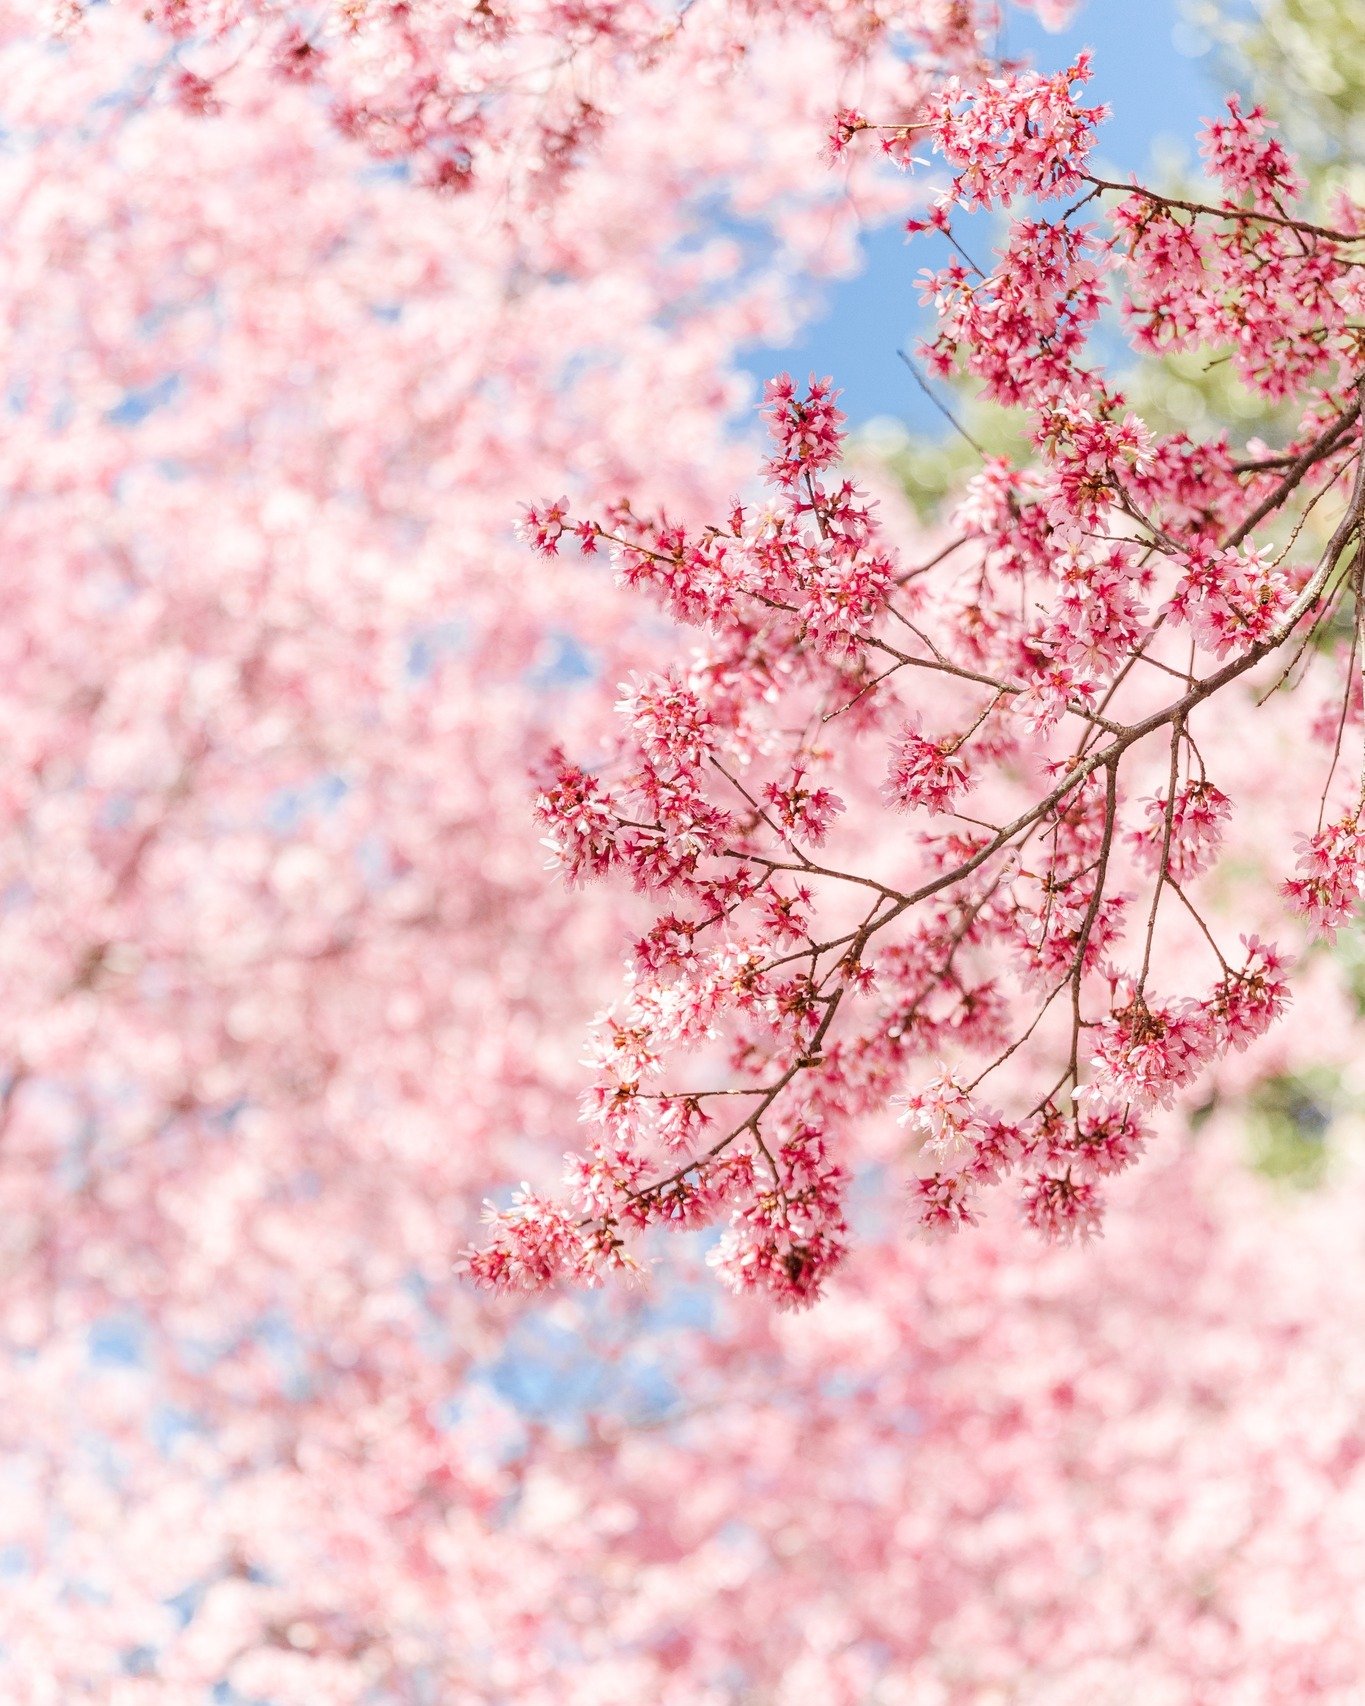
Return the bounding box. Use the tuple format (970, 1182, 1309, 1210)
(482, 55, 1365, 1304)
(5, 0, 1365, 1700)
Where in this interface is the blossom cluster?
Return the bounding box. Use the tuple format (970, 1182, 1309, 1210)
(64, 0, 1072, 202)
(476, 79, 1365, 1303)
(14, 0, 1365, 1700)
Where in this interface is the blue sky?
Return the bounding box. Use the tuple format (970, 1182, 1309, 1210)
(745, 0, 1233, 425)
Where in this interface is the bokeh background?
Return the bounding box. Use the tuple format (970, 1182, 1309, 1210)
(4, 0, 1365, 1700)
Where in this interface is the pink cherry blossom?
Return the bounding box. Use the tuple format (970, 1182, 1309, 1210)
(13, 4, 1365, 1700)
(1285, 811, 1365, 939)
(482, 80, 1365, 1284)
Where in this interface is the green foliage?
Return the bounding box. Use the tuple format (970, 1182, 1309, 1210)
(1192, 0, 1365, 196)
(1244, 1067, 1338, 1187)
(854, 401, 1030, 519)
(1330, 921, 1365, 1015)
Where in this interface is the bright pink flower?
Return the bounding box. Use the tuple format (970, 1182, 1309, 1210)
(761, 373, 846, 488)
(1020, 1171, 1104, 1243)
(1164, 541, 1291, 657)
(1210, 937, 1292, 1051)
(1087, 993, 1217, 1110)
(1285, 814, 1365, 940)
(764, 768, 846, 845)
(935, 55, 1106, 210)
(533, 751, 620, 885)
(884, 725, 972, 815)
(1128, 781, 1232, 882)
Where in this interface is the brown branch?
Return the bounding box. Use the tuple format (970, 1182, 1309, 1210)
(1086, 176, 1365, 246)
(1067, 759, 1118, 1081)
(1222, 400, 1362, 552)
